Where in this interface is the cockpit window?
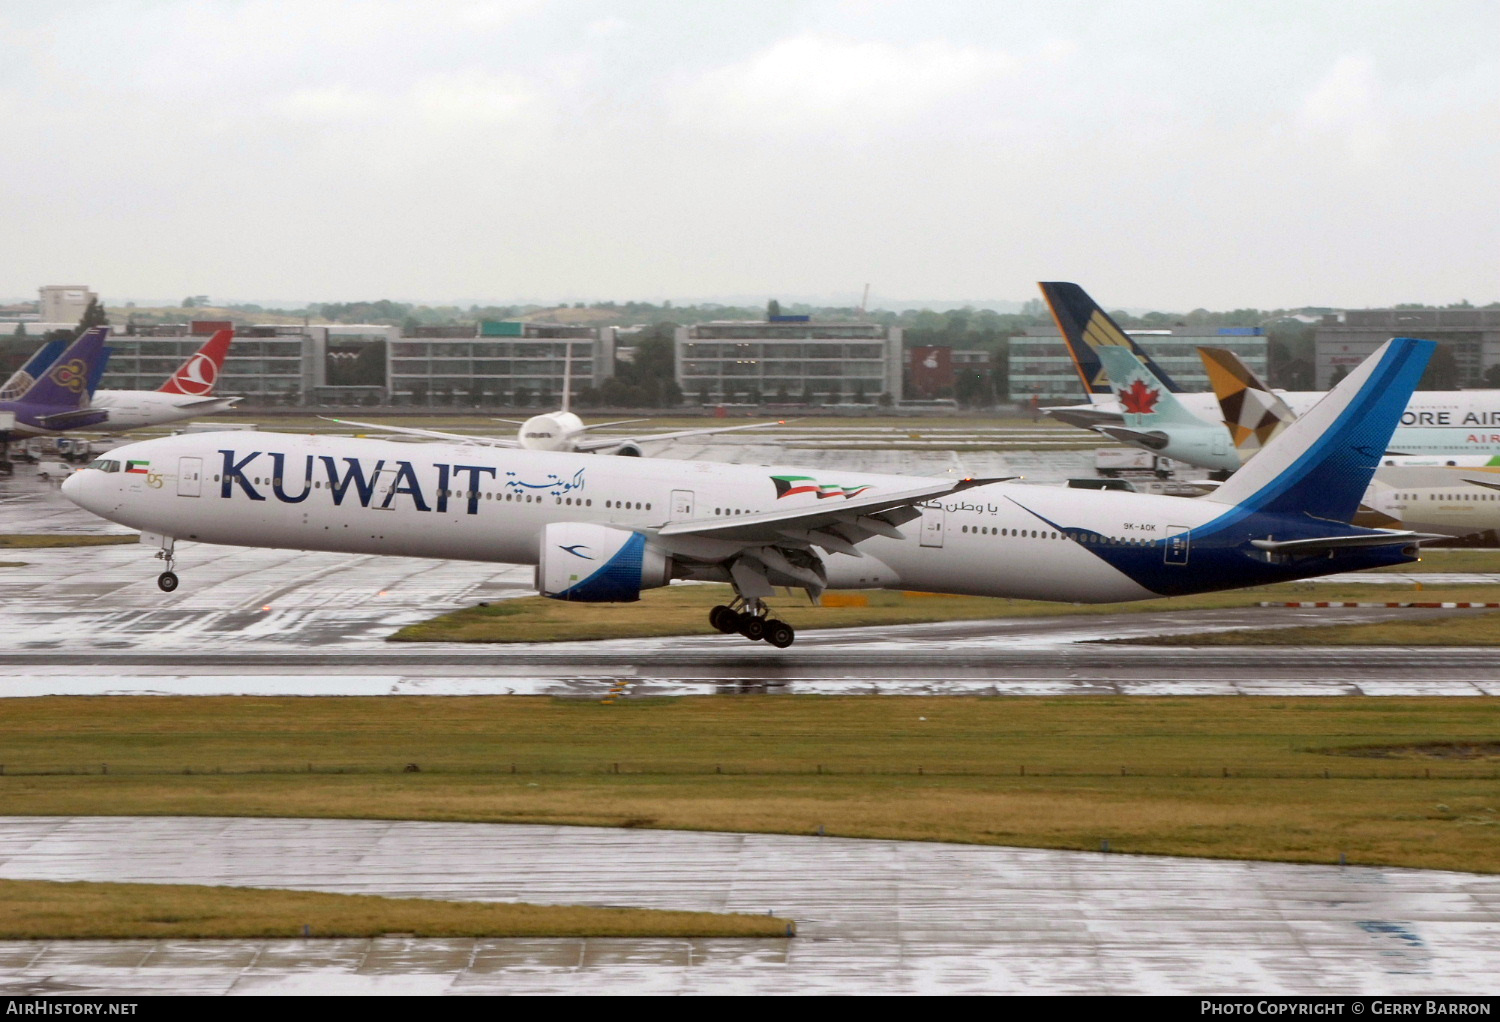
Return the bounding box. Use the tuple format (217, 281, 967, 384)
(85, 459, 122, 473)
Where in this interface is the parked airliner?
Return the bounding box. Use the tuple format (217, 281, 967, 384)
(88, 329, 240, 431)
(64, 339, 1437, 648)
(1040, 282, 1500, 431)
(334, 338, 780, 455)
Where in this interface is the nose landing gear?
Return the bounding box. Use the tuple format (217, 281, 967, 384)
(153, 535, 179, 593)
(708, 599, 796, 648)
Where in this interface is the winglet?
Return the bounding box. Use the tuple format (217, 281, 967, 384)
(1206, 338, 1435, 523)
(1038, 282, 1182, 396)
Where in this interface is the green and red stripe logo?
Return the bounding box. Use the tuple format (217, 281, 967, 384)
(770, 474, 872, 500)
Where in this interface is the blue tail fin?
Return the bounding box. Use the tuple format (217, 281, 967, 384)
(1207, 338, 1434, 522)
(86, 346, 113, 397)
(1038, 282, 1182, 395)
(0, 339, 68, 400)
(17, 328, 110, 410)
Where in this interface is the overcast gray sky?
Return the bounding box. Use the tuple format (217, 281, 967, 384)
(2, 0, 1496, 310)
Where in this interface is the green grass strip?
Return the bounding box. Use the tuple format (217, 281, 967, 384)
(1, 695, 1498, 873)
(0, 878, 791, 940)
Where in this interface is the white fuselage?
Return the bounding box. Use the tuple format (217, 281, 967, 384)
(88, 390, 239, 432)
(64, 430, 1311, 605)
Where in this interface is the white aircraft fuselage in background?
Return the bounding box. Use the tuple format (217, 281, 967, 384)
(87, 390, 241, 432)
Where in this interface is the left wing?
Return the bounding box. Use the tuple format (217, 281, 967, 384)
(321, 417, 523, 448)
(659, 476, 1011, 549)
(571, 419, 788, 452)
(655, 475, 1013, 598)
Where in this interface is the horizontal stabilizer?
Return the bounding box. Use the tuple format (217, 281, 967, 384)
(1464, 478, 1500, 492)
(36, 408, 110, 430)
(1044, 406, 1123, 429)
(1094, 425, 1168, 451)
(1250, 531, 1444, 554)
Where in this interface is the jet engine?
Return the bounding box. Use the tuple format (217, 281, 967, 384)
(537, 522, 672, 602)
(609, 441, 644, 457)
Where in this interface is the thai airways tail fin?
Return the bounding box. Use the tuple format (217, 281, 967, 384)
(1198, 346, 1296, 461)
(1038, 281, 1182, 396)
(1206, 338, 1434, 522)
(158, 329, 234, 395)
(86, 346, 112, 397)
(16, 327, 111, 410)
(0, 339, 68, 400)
(1093, 345, 1210, 428)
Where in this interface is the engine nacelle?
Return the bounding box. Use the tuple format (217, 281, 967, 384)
(610, 441, 644, 457)
(537, 522, 671, 602)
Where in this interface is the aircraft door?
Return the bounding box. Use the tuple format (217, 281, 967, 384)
(919, 502, 945, 548)
(670, 489, 695, 522)
(1164, 525, 1189, 565)
(177, 457, 202, 497)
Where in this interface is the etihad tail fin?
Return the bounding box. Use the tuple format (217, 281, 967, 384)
(16, 327, 110, 410)
(1206, 338, 1434, 523)
(0, 339, 68, 400)
(1198, 346, 1295, 461)
(158, 329, 234, 395)
(1038, 281, 1182, 396)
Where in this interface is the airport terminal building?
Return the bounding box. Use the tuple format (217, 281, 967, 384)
(1315, 308, 1500, 388)
(1007, 326, 1269, 403)
(674, 319, 904, 405)
(97, 322, 618, 409)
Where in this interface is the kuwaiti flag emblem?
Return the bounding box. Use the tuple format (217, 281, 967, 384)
(125, 460, 150, 474)
(770, 474, 873, 500)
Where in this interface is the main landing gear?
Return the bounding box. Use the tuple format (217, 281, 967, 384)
(709, 599, 796, 648)
(154, 536, 179, 593)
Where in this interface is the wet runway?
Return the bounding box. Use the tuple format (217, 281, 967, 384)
(0, 817, 1496, 996)
(2, 468, 1499, 697)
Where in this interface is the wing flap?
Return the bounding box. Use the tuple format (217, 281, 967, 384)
(658, 476, 1012, 545)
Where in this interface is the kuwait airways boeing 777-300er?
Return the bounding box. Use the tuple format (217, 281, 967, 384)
(64, 338, 1438, 648)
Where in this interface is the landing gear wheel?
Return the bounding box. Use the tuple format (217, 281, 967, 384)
(739, 615, 766, 642)
(709, 605, 737, 633)
(157, 571, 179, 593)
(764, 619, 795, 648)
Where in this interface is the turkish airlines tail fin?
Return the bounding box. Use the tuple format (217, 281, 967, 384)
(158, 329, 234, 395)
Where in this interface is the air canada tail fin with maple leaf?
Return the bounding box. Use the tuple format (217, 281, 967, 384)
(1092, 345, 1208, 429)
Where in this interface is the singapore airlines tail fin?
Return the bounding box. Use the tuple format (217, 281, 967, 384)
(1206, 338, 1434, 523)
(1199, 346, 1296, 462)
(158, 329, 234, 396)
(1038, 281, 1182, 398)
(17, 328, 111, 411)
(0, 339, 68, 400)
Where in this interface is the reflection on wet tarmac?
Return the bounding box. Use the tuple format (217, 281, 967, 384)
(0, 816, 1496, 995)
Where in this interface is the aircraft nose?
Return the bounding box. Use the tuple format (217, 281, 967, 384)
(60, 467, 94, 510)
